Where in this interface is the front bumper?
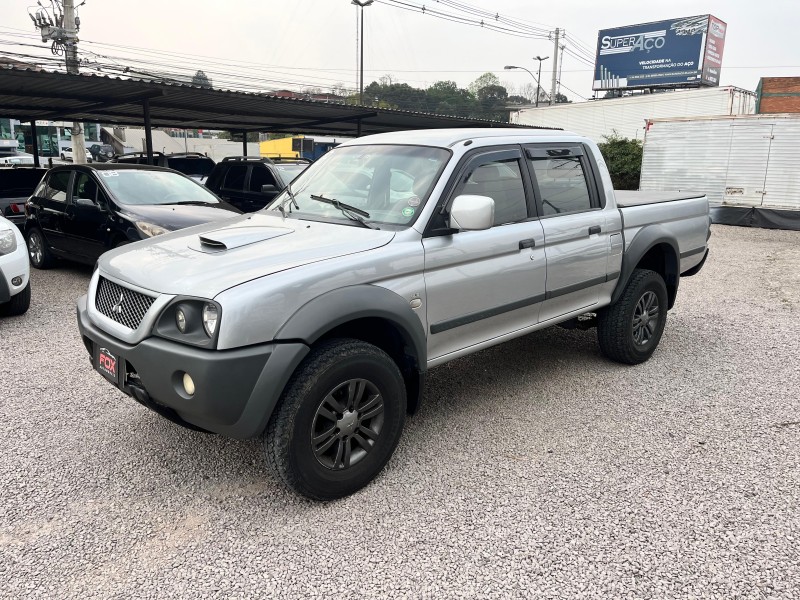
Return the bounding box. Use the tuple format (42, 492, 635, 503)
(77, 295, 309, 439)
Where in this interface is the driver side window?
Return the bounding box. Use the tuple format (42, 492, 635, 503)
(453, 156, 528, 226)
(72, 173, 99, 203)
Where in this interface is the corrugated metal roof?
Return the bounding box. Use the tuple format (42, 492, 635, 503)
(0, 67, 538, 135)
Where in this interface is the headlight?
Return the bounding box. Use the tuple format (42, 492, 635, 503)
(202, 303, 218, 337)
(0, 229, 17, 255)
(175, 308, 187, 333)
(135, 221, 169, 238)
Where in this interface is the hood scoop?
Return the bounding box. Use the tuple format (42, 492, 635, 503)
(190, 225, 293, 253)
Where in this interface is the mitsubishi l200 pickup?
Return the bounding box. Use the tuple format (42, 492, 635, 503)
(77, 129, 711, 500)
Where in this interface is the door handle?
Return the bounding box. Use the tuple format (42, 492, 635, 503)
(519, 238, 536, 249)
(588, 225, 601, 235)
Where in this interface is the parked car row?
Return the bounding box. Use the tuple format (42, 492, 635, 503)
(24, 164, 241, 269)
(0, 153, 312, 297)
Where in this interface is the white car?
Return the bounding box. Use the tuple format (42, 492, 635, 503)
(0, 153, 35, 165)
(60, 147, 93, 163)
(0, 214, 31, 315)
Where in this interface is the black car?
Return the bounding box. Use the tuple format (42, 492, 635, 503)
(204, 156, 311, 213)
(24, 164, 241, 269)
(111, 152, 216, 183)
(88, 144, 115, 162)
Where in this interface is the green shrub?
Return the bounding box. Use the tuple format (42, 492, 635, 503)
(598, 133, 643, 190)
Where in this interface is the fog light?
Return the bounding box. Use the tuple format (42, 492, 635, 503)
(11, 276, 22, 286)
(176, 308, 187, 333)
(183, 372, 195, 396)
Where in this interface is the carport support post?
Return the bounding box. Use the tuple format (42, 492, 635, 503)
(30, 121, 40, 167)
(142, 98, 154, 166)
(241, 131, 247, 156)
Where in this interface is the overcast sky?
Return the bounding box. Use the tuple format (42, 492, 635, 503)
(2, 0, 798, 102)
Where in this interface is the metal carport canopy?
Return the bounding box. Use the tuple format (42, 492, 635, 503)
(0, 67, 537, 135)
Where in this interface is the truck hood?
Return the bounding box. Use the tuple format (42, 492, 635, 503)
(100, 213, 396, 298)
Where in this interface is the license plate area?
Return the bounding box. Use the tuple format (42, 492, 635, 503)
(95, 345, 121, 386)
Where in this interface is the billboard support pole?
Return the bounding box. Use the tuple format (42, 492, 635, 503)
(550, 28, 559, 105)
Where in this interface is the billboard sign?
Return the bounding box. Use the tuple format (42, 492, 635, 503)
(593, 15, 727, 90)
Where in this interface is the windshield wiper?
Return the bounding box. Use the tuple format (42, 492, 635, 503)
(168, 200, 213, 205)
(275, 182, 300, 216)
(309, 194, 377, 229)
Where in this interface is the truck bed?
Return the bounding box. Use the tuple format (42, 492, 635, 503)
(615, 190, 705, 208)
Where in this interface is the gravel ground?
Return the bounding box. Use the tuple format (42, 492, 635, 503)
(1, 224, 799, 599)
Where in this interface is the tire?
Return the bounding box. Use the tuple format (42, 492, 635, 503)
(597, 269, 668, 365)
(1, 282, 31, 316)
(60, 153, 66, 161)
(26, 227, 53, 269)
(264, 338, 406, 500)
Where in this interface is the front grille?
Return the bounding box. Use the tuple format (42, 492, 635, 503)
(95, 276, 156, 330)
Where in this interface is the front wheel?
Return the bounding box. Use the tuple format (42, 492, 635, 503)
(264, 338, 406, 500)
(597, 269, 668, 365)
(26, 227, 53, 269)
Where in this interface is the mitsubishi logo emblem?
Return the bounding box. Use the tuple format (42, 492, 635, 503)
(112, 292, 125, 315)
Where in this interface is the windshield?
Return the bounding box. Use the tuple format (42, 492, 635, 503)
(99, 170, 221, 205)
(267, 144, 449, 227)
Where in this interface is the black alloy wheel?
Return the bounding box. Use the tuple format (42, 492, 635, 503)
(26, 228, 53, 269)
(310, 378, 385, 470)
(632, 290, 660, 346)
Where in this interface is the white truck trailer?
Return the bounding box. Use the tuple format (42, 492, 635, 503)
(639, 114, 800, 230)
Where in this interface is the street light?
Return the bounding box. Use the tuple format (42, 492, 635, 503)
(352, 0, 374, 105)
(505, 64, 539, 107)
(533, 55, 549, 108)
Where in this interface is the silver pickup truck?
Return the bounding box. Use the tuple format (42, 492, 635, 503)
(77, 129, 710, 500)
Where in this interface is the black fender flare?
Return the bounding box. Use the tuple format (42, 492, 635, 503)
(612, 225, 680, 309)
(275, 284, 427, 372)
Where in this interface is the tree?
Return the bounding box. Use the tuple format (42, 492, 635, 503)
(468, 72, 500, 96)
(597, 132, 643, 190)
(554, 92, 570, 104)
(191, 70, 212, 89)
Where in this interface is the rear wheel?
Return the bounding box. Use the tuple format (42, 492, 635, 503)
(597, 269, 668, 365)
(1, 282, 31, 316)
(264, 338, 406, 500)
(26, 228, 53, 269)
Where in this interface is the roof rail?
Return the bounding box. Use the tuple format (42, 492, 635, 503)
(112, 151, 167, 158)
(220, 156, 274, 163)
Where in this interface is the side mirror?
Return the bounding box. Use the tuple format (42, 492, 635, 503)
(75, 197, 97, 208)
(261, 184, 278, 194)
(449, 194, 495, 231)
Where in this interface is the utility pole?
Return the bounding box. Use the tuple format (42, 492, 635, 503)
(550, 27, 560, 105)
(63, 0, 87, 163)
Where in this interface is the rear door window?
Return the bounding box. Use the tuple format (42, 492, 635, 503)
(526, 146, 599, 216)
